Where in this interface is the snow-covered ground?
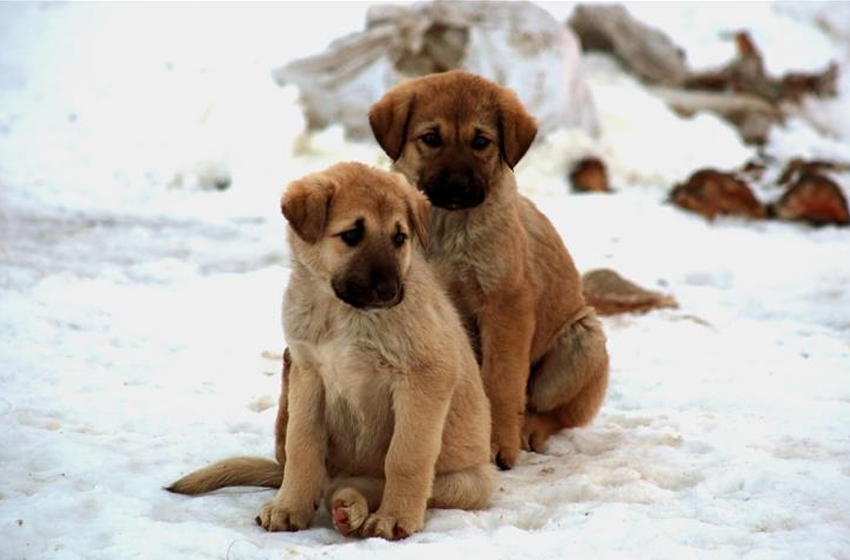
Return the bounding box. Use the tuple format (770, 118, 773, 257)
(1, 3, 849, 559)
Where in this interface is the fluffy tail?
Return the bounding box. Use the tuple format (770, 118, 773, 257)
(166, 456, 283, 495)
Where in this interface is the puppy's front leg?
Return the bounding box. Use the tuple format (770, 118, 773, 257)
(257, 360, 327, 532)
(480, 290, 535, 470)
(362, 375, 452, 540)
(273, 348, 291, 466)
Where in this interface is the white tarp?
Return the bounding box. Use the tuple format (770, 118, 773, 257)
(274, 1, 599, 140)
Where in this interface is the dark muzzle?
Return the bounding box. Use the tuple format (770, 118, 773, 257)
(423, 170, 486, 210)
(332, 265, 404, 310)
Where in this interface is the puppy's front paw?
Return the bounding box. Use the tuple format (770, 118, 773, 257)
(491, 421, 522, 470)
(361, 511, 423, 541)
(492, 441, 519, 470)
(255, 500, 313, 532)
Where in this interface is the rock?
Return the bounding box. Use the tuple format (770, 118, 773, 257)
(568, 4, 689, 86)
(582, 268, 678, 316)
(684, 32, 782, 102)
(780, 62, 839, 102)
(738, 157, 771, 181)
(652, 87, 780, 145)
(569, 6, 839, 146)
(569, 157, 611, 193)
(769, 173, 849, 226)
(670, 169, 767, 220)
(776, 157, 850, 187)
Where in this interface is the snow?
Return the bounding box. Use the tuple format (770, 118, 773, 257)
(1, 2, 849, 559)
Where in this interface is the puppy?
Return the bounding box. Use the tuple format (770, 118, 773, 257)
(169, 162, 493, 540)
(368, 70, 610, 470)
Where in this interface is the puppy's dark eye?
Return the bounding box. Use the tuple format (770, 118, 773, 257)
(421, 131, 442, 148)
(471, 135, 491, 150)
(339, 221, 364, 247)
(340, 229, 362, 247)
(393, 231, 407, 248)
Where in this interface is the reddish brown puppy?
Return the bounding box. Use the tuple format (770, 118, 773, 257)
(369, 71, 610, 469)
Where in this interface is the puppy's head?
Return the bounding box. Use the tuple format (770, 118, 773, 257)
(281, 162, 429, 310)
(369, 70, 537, 210)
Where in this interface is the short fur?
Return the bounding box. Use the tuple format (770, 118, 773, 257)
(369, 71, 610, 469)
(168, 163, 493, 540)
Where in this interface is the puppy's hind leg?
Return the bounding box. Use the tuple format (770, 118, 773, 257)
(429, 464, 495, 511)
(325, 477, 384, 537)
(325, 465, 494, 539)
(524, 308, 609, 451)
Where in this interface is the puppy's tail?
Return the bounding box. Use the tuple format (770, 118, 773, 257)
(166, 457, 283, 495)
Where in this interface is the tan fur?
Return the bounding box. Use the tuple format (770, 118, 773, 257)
(169, 163, 493, 540)
(368, 71, 610, 469)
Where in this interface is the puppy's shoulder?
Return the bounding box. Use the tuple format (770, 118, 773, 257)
(400, 254, 473, 359)
(402, 253, 461, 323)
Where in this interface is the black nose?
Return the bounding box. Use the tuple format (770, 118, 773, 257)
(446, 173, 471, 199)
(425, 170, 486, 210)
(332, 266, 404, 309)
(373, 274, 401, 303)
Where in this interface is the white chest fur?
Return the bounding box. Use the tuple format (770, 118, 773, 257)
(289, 333, 396, 471)
(300, 337, 391, 406)
(282, 262, 418, 445)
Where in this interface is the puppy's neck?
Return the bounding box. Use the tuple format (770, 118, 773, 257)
(284, 255, 425, 336)
(426, 173, 520, 248)
(284, 255, 434, 373)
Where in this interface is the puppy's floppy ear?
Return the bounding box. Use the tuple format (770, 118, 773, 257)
(497, 87, 538, 169)
(406, 186, 430, 250)
(281, 174, 335, 243)
(369, 86, 415, 161)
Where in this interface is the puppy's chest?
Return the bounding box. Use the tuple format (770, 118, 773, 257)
(428, 219, 502, 305)
(293, 333, 397, 419)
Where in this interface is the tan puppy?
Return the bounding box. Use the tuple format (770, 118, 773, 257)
(169, 163, 493, 540)
(368, 70, 610, 470)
